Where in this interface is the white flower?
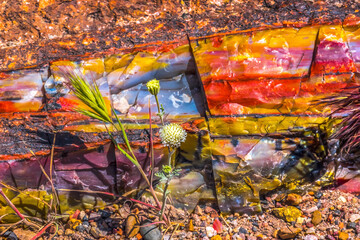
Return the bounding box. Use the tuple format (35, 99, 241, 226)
(159, 123, 187, 148)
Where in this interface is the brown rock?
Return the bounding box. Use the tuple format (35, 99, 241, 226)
(195, 205, 203, 215)
(311, 210, 322, 226)
(125, 214, 140, 238)
(277, 226, 301, 239)
(65, 229, 74, 236)
(286, 193, 302, 206)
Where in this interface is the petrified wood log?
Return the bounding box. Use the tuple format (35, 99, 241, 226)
(1, 1, 360, 216)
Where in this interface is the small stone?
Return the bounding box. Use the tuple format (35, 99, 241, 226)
(306, 222, 314, 228)
(346, 222, 356, 230)
(188, 219, 195, 232)
(239, 227, 247, 234)
(139, 220, 162, 240)
(125, 215, 140, 238)
(57, 229, 64, 236)
(314, 191, 323, 199)
(338, 196, 346, 203)
(195, 205, 204, 215)
(338, 231, 349, 240)
(306, 227, 315, 234)
(339, 222, 345, 229)
(99, 210, 111, 219)
(90, 227, 100, 239)
(273, 206, 302, 222)
(206, 226, 217, 238)
(252, 226, 258, 232)
(311, 210, 322, 226)
(211, 235, 222, 240)
(89, 212, 101, 221)
(277, 226, 301, 239)
(76, 224, 85, 232)
(90, 221, 97, 227)
(3, 231, 18, 240)
(349, 214, 360, 222)
(304, 235, 318, 240)
(237, 233, 246, 240)
(303, 206, 318, 214)
(286, 193, 302, 206)
(326, 235, 336, 240)
(65, 229, 74, 236)
(79, 211, 86, 220)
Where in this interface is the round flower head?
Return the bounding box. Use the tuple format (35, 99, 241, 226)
(159, 123, 187, 148)
(146, 79, 160, 96)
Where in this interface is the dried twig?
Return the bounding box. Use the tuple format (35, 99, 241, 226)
(30, 221, 54, 240)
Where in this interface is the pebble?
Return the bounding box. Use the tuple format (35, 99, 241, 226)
(277, 226, 301, 239)
(2, 231, 18, 240)
(338, 196, 347, 203)
(304, 235, 318, 240)
(314, 191, 323, 199)
(306, 227, 315, 234)
(140, 220, 162, 240)
(89, 212, 101, 221)
(326, 235, 336, 240)
(57, 229, 64, 236)
(210, 235, 222, 240)
(304, 206, 318, 214)
(206, 226, 217, 238)
(100, 210, 111, 219)
(76, 224, 85, 232)
(286, 193, 302, 206)
(347, 222, 356, 230)
(90, 227, 100, 239)
(311, 210, 322, 225)
(238, 227, 247, 234)
(65, 229, 74, 236)
(79, 210, 86, 220)
(338, 231, 349, 240)
(349, 214, 360, 222)
(273, 206, 302, 222)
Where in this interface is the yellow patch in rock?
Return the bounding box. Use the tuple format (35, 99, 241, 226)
(273, 206, 302, 222)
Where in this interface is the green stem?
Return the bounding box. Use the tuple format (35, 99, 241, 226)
(112, 108, 136, 160)
(159, 178, 170, 223)
(168, 148, 175, 167)
(159, 149, 175, 223)
(154, 95, 164, 125)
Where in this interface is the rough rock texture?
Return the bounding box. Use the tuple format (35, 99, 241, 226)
(1, 0, 360, 71)
(1, 0, 360, 217)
